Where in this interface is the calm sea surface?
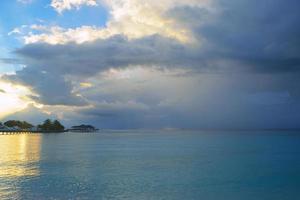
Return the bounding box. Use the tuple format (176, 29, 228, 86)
(0, 130, 299, 200)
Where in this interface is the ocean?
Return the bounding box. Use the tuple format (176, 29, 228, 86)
(0, 130, 299, 199)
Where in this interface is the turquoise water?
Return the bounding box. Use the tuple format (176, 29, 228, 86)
(0, 130, 300, 200)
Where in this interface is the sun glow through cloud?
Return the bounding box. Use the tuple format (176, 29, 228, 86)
(0, 81, 31, 118)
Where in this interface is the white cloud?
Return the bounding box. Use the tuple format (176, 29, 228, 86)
(8, 28, 22, 36)
(15, 0, 214, 45)
(24, 26, 110, 44)
(17, 0, 34, 4)
(51, 0, 98, 13)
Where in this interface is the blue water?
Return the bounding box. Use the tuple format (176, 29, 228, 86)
(0, 130, 300, 200)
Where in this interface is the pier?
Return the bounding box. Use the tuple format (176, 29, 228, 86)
(0, 130, 69, 135)
(0, 131, 40, 135)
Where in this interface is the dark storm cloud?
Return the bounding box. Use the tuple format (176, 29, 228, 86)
(14, 35, 190, 76)
(80, 101, 149, 118)
(193, 0, 300, 73)
(3, 68, 86, 106)
(166, 0, 300, 101)
(5, 35, 192, 105)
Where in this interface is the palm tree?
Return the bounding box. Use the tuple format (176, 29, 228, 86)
(53, 120, 65, 131)
(42, 119, 53, 131)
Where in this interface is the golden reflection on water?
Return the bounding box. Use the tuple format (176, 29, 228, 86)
(0, 134, 42, 178)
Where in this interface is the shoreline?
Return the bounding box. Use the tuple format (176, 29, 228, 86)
(0, 130, 68, 134)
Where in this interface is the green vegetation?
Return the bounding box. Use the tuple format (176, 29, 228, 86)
(38, 119, 65, 132)
(0, 119, 65, 133)
(4, 120, 34, 130)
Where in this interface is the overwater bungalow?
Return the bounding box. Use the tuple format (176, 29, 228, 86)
(29, 126, 41, 132)
(0, 124, 9, 131)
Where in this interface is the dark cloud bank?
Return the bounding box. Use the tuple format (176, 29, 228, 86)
(3, 0, 300, 129)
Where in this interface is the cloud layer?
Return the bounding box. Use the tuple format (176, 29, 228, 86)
(2, 0, 300, 128)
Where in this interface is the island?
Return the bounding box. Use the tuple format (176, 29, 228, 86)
(0, 119, 66, 133)
(37, 119, 66, 133)
(0, 119, 99, 134)
(68, 124, 99, 132)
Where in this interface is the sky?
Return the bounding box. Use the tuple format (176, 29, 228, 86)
(0, 0, 300, 129)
